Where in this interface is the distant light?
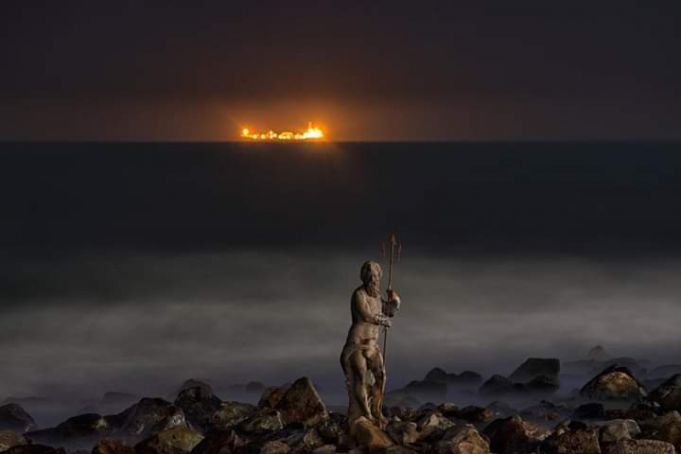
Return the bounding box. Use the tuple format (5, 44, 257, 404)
(240, 122, 325, 141)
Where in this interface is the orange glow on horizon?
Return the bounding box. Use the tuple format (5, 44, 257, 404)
(240, 122, 325, 141)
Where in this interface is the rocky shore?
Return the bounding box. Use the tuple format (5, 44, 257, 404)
(3, 357, 681, 454)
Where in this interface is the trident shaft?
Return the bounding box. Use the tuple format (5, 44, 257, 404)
(381, 233, 401, 368)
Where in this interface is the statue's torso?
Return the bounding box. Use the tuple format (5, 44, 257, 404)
(346, 287, 381, 347)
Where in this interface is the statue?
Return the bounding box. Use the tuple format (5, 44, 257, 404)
(340, 260, 401, 430)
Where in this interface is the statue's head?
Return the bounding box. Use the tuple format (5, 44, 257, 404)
(360, 261, 383, 297)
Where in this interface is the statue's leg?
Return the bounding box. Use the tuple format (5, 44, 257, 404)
(367, 346, 388, 428)
(348, 348, 373, 422)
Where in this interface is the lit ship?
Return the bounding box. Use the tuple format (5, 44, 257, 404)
(241, 122, 324, 141)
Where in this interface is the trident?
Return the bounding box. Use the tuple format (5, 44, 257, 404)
(381, 232, 401, 367)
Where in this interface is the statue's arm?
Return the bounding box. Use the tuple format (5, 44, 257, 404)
(353, 291, 391, 326)
(382, 290, 401, 317)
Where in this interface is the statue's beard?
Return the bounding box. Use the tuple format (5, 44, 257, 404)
(366, 280, 381, 298)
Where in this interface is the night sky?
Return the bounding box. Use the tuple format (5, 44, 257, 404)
(1, 0, 681, 140)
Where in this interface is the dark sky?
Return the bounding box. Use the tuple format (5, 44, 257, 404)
(1, 0, 680, 140)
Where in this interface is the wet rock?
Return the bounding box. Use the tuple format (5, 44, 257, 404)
(482, 415, 550, 454)
(385, 421, 419, 445)
(0, 431, 27, 452)
(176, 381, 212, 399)
(436, 424, 489, 454)
(416, 412, 455, 442)
(452, 406, 495, 424)
(0, 405, 36, 433)
(387, 406, 418, 422)
(209, 402, 256, 430)
(259, 440, 290, 454)
(478, 375, 513, 397)
(638, 411, 681, 451)
(92, 439, 135, 454)
(602, 439, 675, 454)
(27, 413, 110, 447)
(573, 403, 605, 420)
(174, 387, 221, 433)
(237, 409, 284, 435)
(436, 403, 459, 418)
(317, 414, 347, 445)
(135, 426, 204, 454)
(3, 445, 66, 454)
(599, 419, 641, 443)
(110, 398, 184, 438)
(258, 387, 288, 409)
(350, 417, 392, 452)
(580, 366, 647, 402)
(541, 420, 600, 454)
(650, 374, 681, 412)
(509, 358, 560, 383)
(624, 402, 659, 421)
(272, 377, 328, 427)
(190, 430, 247, 454)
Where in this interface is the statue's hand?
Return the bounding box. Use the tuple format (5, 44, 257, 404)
(376, 314, 392, 327)
(387, 289, 400, 302)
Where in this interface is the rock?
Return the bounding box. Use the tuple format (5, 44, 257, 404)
(638, 411, 681, 451)
(541, 420, 600, 454)
(624, 402, 659, 421)
(650, 374, 681, 412)
(436, 424, 490, 454)
(599, 419, 641, 443)
(525, 375, 560, 394)
(209, 402, 257, 430)
(602, 439, 675, 454)
(311, 445, 336, 454)
(520, 401, 566, 422)
(0, 431, 27, 452)
(350, 417, 392, 452)
(237, 409, 284, 435)
(135, 426, 204, 454)
(317, 413, 347, 445)
(485, 402, 516, 419)
(176, 380, 212, 398)
(580, 366, 647, 402)
(482, 415, 550, 454)
(259, 440, 290, 454)
(478, 375, 513, 397)
(258, 387, 288, 409)
(26, 413, 110, 447)
(452, 406, 495, 424)
(387, 406, 419, 422)
(174, 386, 221, 433)
(0, 405, 36, 433)
(273, 377, 328, 427)
(573, 403, 605, 420)
(190, 430, 247, 454)
(509, 358, 560, 383)
(416, 412, 456, 442)
(109, 398, 184, 438)
(383, 447, 417, 454)
(92, 439, 135, 454)
(3, 445, 66, 454)
(385, 421, 419, 445)
(436, 403, 459, 418)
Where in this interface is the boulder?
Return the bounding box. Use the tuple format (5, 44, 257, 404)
(436, 424, 490, 454)
(482, 415, 550, 454)
(311, 445, 337, 454)
(237, 409, 284, 435)
(260, 440, 290, 454)
(258, 387, 288, 409)
(452, 406, 495, 424)
(350, 417, 392, 452)
(176, 380, 212, 398)
(602, 439, 675, 454)
(478, 375, 513, 397)
(599, 419, 641, 444)
(92, 439, 135, 454)
(109, 398, 185, 439)
(525, 375, 560, 394)
(520, 401, 567, 422)
(580, 366, 647, 402)
(189, 430, 247, 454)
(650, 374, 681, 412)
(316, 413, 347, 445)
(209, 402, 256, 430)
(638, 411, 681, 451)
(135, 426, 204, 454)
(385, 421, 419, 445)
(272, 377, 328, 427)
(509, 358, 560, 383)
(416, 412, 455, 442)
(26, 413, 110, 447)
(541, 420, 600, 454)
(0, 431, 27, 452)
(0, 405, 36, 433)
(174, 386, 221, 432)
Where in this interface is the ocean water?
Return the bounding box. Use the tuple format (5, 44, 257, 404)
(2, 141, 681, 425)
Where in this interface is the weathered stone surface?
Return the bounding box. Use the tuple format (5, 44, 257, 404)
(258, 387, 288, 409)
(580, 366, 647, 402)
(602, 439, 675, 454)
(482, 415, 550, 454)
(272, 378, 328, 427)
(650, 374, 681, 412)
(317, 414, 347, 445)
(509, 358, 560, 383)
(26, 413, 110, 447)
(383, 447, 417, 454)
(0, 405, 36, 434)
(259, 440, 289, 454)
(385, 421, 419, 445)
(176, 380, 213, 399)
(436, 424, 490, 454)
(92, 439, 135, 454)
(135, 426, 204, 454)
(541, 420, 600, 454)
(639, 411, 681, 451)
(525, 375, 560, 394)
(452, 406, 495, 424)
(599, 419, 641, 444)
(237, 410, 284, 435)
(416, 412, 455, 442)
(0, 431, 27, 452)
(210, 402, 256, 431)
(110, 398, 184, 438)
(174, 386, 221, 433)
(520, 401, 567, 422)
(350, 417, 392, 452)
(311, 445, 336, 454)
(189, 430, 247, 454)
